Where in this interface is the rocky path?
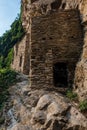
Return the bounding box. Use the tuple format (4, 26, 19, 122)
(1, 73, 87, 130)
(1, 74, 31, 130)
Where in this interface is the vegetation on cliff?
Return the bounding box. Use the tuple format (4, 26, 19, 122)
(0, 14, 25, 68)
(0, 69, 17, 110)
(0, 12, 24, 114)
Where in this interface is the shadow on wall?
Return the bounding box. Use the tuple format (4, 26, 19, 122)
(51, 0, 62, 10)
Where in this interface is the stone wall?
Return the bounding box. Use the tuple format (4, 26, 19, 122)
(11, 35, 30, 75)
(13, 0, 87, 100)
(30, 10, 83, 88)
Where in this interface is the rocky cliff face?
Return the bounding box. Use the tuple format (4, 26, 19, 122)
(74, 0, 87, 101)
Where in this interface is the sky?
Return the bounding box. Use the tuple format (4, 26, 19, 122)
(0, 0, 21, 36)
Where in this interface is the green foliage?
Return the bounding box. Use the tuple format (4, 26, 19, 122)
(0, 15, 25, 57)
(79, 100, 87, 112)
(0, 90, 9, 110)
(0, 56, 4, 69)
(0, 68, 17, 110)
(0, 14, 25, 68)
(0, 69, 17, 88)
(0, 9, 23, 123)
(0, 49, 14, 69)
(66, 89, 77, 100)
(4, 49, 14, 68)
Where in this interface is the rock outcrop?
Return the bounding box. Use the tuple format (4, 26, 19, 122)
(74, 0, 87, 101)
(1, 74, 87, 130)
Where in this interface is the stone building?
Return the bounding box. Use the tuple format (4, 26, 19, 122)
(21, 0, 83, 89)
(12, 0, 87, 100)
(30, 10, 83, 89)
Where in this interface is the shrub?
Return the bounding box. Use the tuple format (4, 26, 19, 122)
(0, 14, 25, 69)
(66, 89, 77, 100)
(4, 48, 14, 68)
(0, 68, 17, 110)
(0, 68, 17, 88)
(79, 100, 87, 112)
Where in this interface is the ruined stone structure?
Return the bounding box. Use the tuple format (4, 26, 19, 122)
(12, 0, 87, 100)
(21, 0, 83, 89)
(11, 35, 30, 75)
(30, 10, 83, 88)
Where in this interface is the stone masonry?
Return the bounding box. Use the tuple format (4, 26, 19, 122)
(30, 10, 83, 88)
(12, 0, 87, 100)
(11, 35, 30, 75)
(20, 0, 83, 89)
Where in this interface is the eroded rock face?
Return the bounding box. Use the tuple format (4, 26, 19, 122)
(1, 74, 87, 130)
(74, 0, 87, 101)
(25, 0, 82, 17)
(0, 73, 87, 130)
(30, 93, 87, 130)
(21, 0, 82, 30)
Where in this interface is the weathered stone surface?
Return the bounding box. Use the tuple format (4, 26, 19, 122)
(20, 0, 87, 101)
(2, 74, 87, 130)
(12, 0, 87, 102)
(32, 110, 46, 124)
(11, 35, 30, 75)
(36, 94, 52, 110)
(74, 0, 87, 101)
(30, 9, 83, 89)
(2, 1, 87, 130)
(12, 125, 32, 130)
(1, 73, 87, 130)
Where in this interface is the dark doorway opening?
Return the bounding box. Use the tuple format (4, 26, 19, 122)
(53, 62, 68, 87)
(19, 55, 22, 67)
